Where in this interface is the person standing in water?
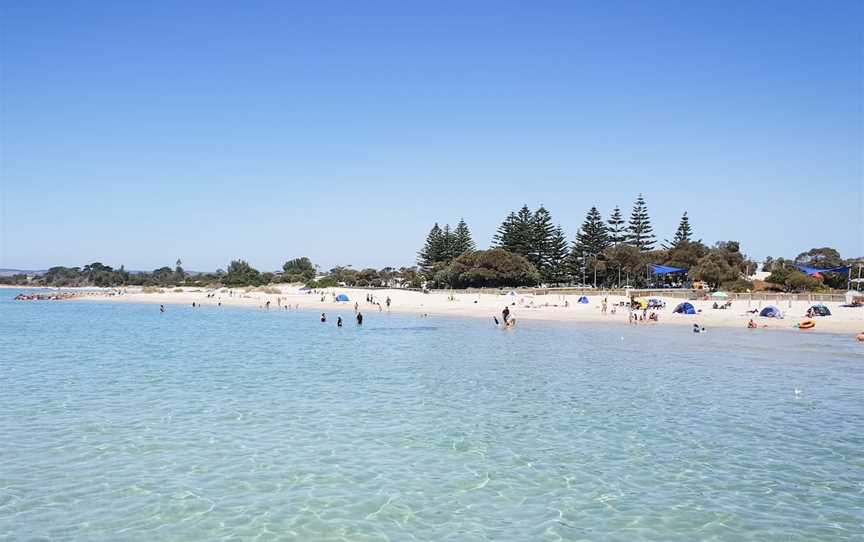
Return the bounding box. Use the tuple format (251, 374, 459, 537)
(160, 305, 165, 313)
(502, 306, 510, 324)
(337, 316, 343, 327)
(320, 313, 327, 322)
(356, 312, 363, 325)
(386, 296, 391, 309)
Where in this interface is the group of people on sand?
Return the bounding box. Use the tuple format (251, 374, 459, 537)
(628, 310, 659, 325)
(362, 293, 390, 312)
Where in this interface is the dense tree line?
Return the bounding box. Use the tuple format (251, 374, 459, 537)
(761, 248, 862, 292)
(413, 195, 858, 292)
(416, 218, 476, 285)
(3, 197, 855, 293)
(2, 257, 427, 290)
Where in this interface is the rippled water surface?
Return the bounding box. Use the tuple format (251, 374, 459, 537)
(2, 291, 863, 541)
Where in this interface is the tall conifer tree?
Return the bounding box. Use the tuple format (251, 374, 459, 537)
(545, 225, 571, 284)
(452, 218, 475, 256)
(626, 194, 655, 251)
(575, 206, 611, 255)
(530, 206, 556, 272)
(494, 205, 534, 258)
(672, 212, 692, 245)
(417, 223, 445, 278)
(607, 206, 626, 245)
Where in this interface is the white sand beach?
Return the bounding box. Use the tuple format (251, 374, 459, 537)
(55, 285, 864, 336)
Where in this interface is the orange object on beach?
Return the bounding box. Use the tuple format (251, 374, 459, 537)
(857, 333, 864, 342)
(798, 320, 815, 330)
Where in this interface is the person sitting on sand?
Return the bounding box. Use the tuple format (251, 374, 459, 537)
(748, 319, 757, 329)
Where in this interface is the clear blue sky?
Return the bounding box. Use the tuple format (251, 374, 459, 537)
(1, 1, 861, 272)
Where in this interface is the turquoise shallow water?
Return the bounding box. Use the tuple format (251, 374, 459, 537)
(1, 291, 863, 541)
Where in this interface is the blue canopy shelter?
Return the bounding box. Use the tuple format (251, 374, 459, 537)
(673, 302, 696, 314)
(650, 264, 688, 275)
(335, 293, 350, 302)
(794, 264, 851, 276)
(577, 296, 589, 304)
(759, 306, 781, 318)
(648, 264, 688, 287)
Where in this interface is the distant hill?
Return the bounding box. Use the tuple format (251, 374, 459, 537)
(0, 268, 212, 278)
(0, 268, 46, 277)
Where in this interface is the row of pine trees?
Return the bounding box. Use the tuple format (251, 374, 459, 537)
(418, 194, 694, 284)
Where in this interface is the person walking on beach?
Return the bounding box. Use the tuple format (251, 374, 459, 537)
(502, 306, 510, 324)
(356, 312, 363, 325)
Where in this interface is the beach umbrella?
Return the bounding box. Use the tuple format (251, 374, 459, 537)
(710, 291, 728, 299)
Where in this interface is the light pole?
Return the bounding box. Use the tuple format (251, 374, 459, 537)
(581, 252, 586, 287)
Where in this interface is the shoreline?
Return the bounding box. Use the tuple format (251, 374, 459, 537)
(15, 285, 862, 337)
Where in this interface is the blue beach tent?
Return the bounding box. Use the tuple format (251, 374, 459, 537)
(577, 296, 589, 304)
(673, 302, 696, 314)
(336, 294, 350, 302)
(759, 306, 781, 318)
